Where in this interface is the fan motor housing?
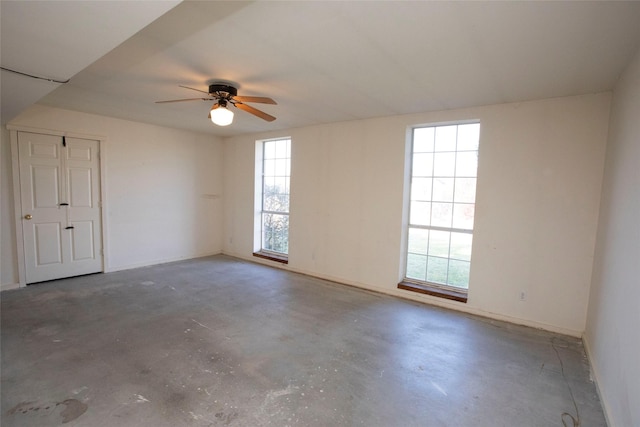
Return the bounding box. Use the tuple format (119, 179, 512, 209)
(209, 84, 237, 97)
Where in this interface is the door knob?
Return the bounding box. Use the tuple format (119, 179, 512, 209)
(24, 214, 33, 220)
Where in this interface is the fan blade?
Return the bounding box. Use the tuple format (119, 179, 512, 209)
(179, 85, 210, 95)
(233, 96, 277, 105)
(234, 102, 276, 122)
(156, 97, 212, 103)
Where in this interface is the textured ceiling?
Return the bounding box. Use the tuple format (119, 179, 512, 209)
(5, 1, 640, 137)
(0, 0, 180, 125)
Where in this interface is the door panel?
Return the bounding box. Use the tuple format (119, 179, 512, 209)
(70, 221, 95, 261)
(65, 137, 102, 278)
(68, 167, 93, 207)
(32, 166, 60, 208)
(19, 132, 103, 284)
(67, 144, 92, 161)
(30, 139, 59, 158)
(34, 223, 63, 265)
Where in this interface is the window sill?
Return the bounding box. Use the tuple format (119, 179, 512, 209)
(398, 280, 468, 303)
(253, 251, 288, 264)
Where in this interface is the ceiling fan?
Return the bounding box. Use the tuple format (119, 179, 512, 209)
(156, 83, 277, 126)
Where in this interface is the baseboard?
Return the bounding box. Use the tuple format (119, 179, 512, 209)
(1, 253, 223, 291)
(222, 250, 583, 338)
(1, 282, 21, 292)
(583, 335, 614, 427)
(105, 251, 222, 273)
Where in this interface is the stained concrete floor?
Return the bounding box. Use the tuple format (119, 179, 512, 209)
(1, 255, 606, 427)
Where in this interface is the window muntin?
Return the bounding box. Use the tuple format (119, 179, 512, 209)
(260, 138, 291, 255)
(405, 123, 479, 290)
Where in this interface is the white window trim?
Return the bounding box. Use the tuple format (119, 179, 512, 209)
(399, 120, 480, 299)
(253, 137, 291, 262)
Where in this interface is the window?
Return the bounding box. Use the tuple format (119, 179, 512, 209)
(254, 137, 291, 263)
(400, 122, 480, 301)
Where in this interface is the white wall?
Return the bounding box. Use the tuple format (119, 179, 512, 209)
(1, 105, 224, 286)
(1, 127, 18, 286)
(224, 93, 610, 336)
(585, 49, 640, 427)
(1, 95, 612, 337)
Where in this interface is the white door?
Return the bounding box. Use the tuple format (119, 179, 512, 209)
(18, 132, 103, 284)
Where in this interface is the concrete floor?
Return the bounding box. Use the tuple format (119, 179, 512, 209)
(1, 255, 606, 426)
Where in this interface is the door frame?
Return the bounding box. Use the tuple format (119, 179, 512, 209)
(8, 125, 109, 287)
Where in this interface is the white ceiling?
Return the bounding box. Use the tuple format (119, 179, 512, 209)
(0, 0, 180, 126)
(4, 1, 640, 137)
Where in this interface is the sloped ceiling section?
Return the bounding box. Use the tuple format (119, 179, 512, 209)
(0, 0, 181, 125)
(7, 1, 640, 136)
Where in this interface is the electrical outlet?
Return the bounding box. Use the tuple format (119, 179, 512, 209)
(519, 291, 526, 301)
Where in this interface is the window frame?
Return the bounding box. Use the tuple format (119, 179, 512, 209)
(398, 121, 480, 302)
(253, 137, 291, 264)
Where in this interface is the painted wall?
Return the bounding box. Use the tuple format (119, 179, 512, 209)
(1, 105, 223, 287)
(1, 128, 18, 286)
(585, 49, 640, 427)
(224, 93, 610, 336)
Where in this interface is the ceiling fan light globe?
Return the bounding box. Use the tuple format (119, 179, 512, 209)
(210, 106, 234, 126)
